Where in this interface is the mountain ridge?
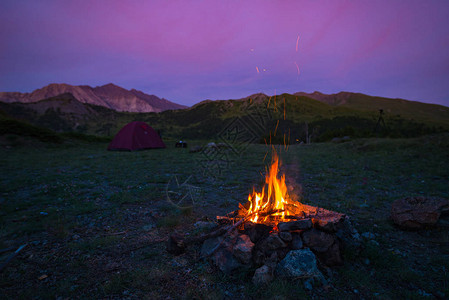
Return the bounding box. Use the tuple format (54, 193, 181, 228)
(0, 83, 187, 112)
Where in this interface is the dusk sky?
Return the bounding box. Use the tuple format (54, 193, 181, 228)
(1, 0, 449, 107)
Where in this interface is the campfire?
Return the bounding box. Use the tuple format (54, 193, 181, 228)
(167, 151, 360, 286)
(234, 151, 312, 227)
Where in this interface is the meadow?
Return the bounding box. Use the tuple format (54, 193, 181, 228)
(0, 133, 448, 299)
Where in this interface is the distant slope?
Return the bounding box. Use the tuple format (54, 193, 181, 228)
(294, 91, 449, 127)
(0, 83, 187, 113)
(0, 91, 447, 142)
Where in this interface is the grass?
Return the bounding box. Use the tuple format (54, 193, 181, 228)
(0, 133, 448, 298)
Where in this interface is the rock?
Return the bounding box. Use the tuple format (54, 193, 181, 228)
(252, 265, 274, 285)
(361, 232, 375, 240)
(245, 223, 272, 243)
(265, 233, 287, 250)
(201, 236, 223, 257)
(194, 221, 218, 231)
(290, 233, 303, 250)
(233, 234, 254, 264)
(279, 232, 292, 242)
(315, 241, 343, 266)
(189, 146, 203, 153)
(335, 218, 362, 252)
(275, 249, 323, 279)
(202, 236, 243, 274)
(167, 233, 186, 255)
(331, 137, 342, 143)
(303, 278, 313, 291)
(311, 212, 346, 233)
(302, 229, 335, 253)
(278, 219, 313, 231)
(391, 197, 449, 229)
(212, 246, 243, 274)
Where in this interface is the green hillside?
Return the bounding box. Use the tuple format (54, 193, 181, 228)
(1, 92, 448, 143)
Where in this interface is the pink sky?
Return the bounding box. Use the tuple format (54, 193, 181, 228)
(1, 0, 449, 106)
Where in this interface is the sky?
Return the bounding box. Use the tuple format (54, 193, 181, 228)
(1, 0, 449, 107)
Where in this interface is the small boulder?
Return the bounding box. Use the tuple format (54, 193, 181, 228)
(212, 246, 243, 274)
(302, 229, 335, 253)
(252, 265, 274, 285)
(391, 197, 449, 229)
(189, 146, 203, 153)
(275, 249, 323, 279)
(316, 241, 343, 266)
(265, 233, 287, 250)
(279, 232, 292, 242)
(290, 233, 303, 250)
(278, 219, 312, 231)
(233, 234, 254, 264)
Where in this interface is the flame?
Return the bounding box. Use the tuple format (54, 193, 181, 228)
(244, 152, 300, 225)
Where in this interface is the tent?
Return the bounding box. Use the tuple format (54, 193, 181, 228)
(108, 121, 166, 151)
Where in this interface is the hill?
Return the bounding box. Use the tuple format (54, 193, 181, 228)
(294, 91, 449, 127)
(0, 91, 447, 142)
(0, 83, 187, 113)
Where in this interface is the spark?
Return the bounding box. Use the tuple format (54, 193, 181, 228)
(256, 66, 260, 74)
(263, 150, 269, 162)
(296, 35, 300, 52)
(274, 89, 277, 112)
(294, 62, 300, 75)
(283, 97, 286, 120)
(274, 120, 279, 136)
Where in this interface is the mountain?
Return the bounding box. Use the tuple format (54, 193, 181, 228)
(0, 83, 187, 112)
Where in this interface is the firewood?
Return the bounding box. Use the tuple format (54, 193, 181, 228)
(167, 225, 230, 255)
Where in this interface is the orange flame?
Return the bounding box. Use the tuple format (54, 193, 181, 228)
(244, 152, 300, 225)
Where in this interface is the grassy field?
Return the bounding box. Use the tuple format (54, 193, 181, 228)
(0, 134, 448, 299)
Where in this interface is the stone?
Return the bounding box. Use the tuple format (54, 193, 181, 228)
(391, 197, 449, 229)
(200, 236, 223, 257)
(167, 233, 186, 255)
(331, 137, 343, 143)
(252, 265, 274, 285)
(275, 249, 323, 278)
(189, 146, 203, 153)
(212, 246, 243, 274)
(278, 219, 313, 231)
(361, 232, 375, 240)
(245, 223, 272, 243)
(233, 234, 254, 264)
(279, 232, 292, 242)
(194, 221, 218, 231)
(253, 249, 266, 266)
(335, 218, 362, 252)
(290, 233, 303, 250)
(265, 233, 287, 250)
(302, 229, 335, 253)
(316, 241, 343, 266)
(311, 212, 346, 233)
